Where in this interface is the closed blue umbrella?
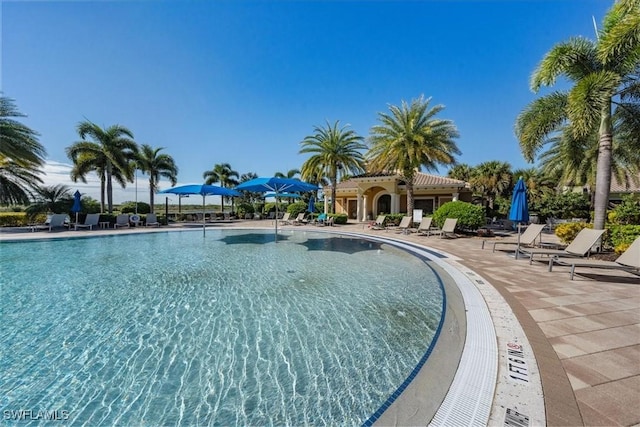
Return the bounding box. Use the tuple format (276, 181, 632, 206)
(159, 184, 240, 236)
(508, 177, 529, 259)
(307, 196, 315, 215)
(71, 190, 82, 225)
(235, 177, 318, 240)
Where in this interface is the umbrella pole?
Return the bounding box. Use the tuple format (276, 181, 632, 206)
(274, 193, 278, 242)
(515, 222, 521, 259)
(202, 195, 206, 237)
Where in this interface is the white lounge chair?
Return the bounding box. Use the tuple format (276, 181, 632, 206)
(436, 218, 458, 238)
(113, 214, 130, 229)
(395, 216, 413, 234)
(145, 213, 160, 227)
(292, 213, 307, 225)
(482, 223, 546, 251)
(549, 236, 640, 279)
(279, 212, 291, 225)
(370, 215, 386, 230)
(416, 217, 434, 236)
(34, 213, 68, 232)
(518, 228, 605, 265)
(75, 213, 100, 230)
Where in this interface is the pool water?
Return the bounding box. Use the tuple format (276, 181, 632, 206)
(1, 229, 444, 426)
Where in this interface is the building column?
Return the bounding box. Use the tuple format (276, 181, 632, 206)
(324, 196, 328, 213)
(362, 195, 369, 221)
(356, 190, 363, 222)
(390, 193, 400, 214)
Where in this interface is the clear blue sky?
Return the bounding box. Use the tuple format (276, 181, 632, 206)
(2, 0, 611, 203)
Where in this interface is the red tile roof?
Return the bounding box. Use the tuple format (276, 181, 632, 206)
(333, 172, 468, 189)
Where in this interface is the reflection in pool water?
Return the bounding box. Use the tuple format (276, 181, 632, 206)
(1, 229, 444, 425)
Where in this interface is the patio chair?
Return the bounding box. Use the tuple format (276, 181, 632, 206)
(292, 212, 307, 225)
(518, 228, 605, 265)
(145, 213, 160, 227)
(37, 213, 68, 232)
(549, 236, 640, 280)
(436, 218, 458, 238)
(416, 217, 434, 236)
(482, 223, 546, 251)
(314, 213, 328, 226)
(75, 213, 100, 231)
(279, 212, 291, 225)
(395, 216, 413, 234)
(370, 215, 387, 230)
(114, 214, 130, 229)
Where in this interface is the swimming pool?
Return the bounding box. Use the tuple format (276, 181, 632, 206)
(1, 229, 445, 425)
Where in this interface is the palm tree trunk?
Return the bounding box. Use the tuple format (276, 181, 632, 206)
(406, 179, 414, 214)
(593, 111, 614, 230)
(100, 177, 106, 214)
(330, 176, 337, 214)
(149, 178, 155, 214)
(106, 165, 114, 214)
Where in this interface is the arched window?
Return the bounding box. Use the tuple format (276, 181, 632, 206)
(377, 194, 391, 215)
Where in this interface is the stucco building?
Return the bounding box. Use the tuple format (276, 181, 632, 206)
(322, 172, 472, 221)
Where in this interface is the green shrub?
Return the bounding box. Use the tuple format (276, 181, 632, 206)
(286, 202, 308, 217)
(607, 224, 640, 248)
(0, 212, 42, 227)
(614, 242, 631, 255)
(236, 203, 254, 217)
(328, 213, 348, 225)
(120, 201, 151, 214)
(532, 192, 591, 221)
(554, 222, 592, 244)
(610, 195, 640, 225)
(432, 201, 485, 230)
(384, 213, 405, 226)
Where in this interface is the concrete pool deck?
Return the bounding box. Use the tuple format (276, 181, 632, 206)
(2, 220, 639, 426)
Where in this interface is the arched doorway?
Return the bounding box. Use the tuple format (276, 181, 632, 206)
(377, 194, 391, 215)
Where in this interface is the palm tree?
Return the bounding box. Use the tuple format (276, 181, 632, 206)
(470, 161, 512, 212)
(135, 144, 178, 213)
(368, 96, 460, 214)
(0, 96, 46, 204)
(274, 168, 300, 179)
(66, 121, 138, 214)
(511, 167, 556, 209)
(203, 163, 239, 212)
(300, 120, 366, 213)
(447, 163, 474, 182)
(515, 0, 640, 229)
(238, 172, 261, 205)
(24, 184, 72, 218)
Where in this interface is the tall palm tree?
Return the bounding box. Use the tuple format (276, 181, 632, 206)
(515, 0, 640, 229)
(66, 121, 138, 214)
(368, 96, 460, 214)
(300, 120, 366, 213)
(0, 96, 46, 204)
(470, 161, 512, 211)
(203, 163, 239, 212)
(135, 144, 178, 213)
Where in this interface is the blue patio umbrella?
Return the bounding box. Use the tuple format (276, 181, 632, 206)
(307, 196, 316, 217)
(508, 177, 530, 259)
(71, 190, 82, 225)
(264, 192, 302, 199)
(235, 177, 318, 240)
(159, 184, 240, 236)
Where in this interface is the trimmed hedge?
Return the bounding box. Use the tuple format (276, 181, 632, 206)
(432, 201, 485, 231)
